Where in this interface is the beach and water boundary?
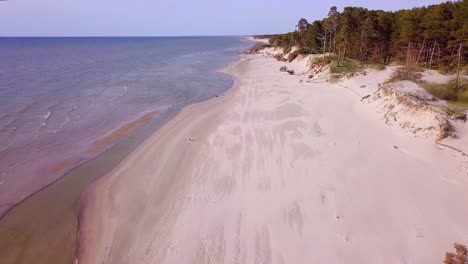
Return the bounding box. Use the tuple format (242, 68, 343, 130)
(0, 37, 251, 264)
(0, 46, 248, 264)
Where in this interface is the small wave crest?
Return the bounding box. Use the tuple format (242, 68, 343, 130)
(41, 111, 52, 127)
(0, 172, 7, 185)
(112, 86, 128, 101)
(8, 126, 17, 137)
(43, 111, 52, 120)
(52, 106, 78, 133)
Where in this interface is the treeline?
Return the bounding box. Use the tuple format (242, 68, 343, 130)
(269, 1, 467, 71)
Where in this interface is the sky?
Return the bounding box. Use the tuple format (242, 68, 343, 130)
(0, 0, 449, 36)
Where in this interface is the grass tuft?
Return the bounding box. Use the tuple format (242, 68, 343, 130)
(312, 56, 333, 66)
(388, 66, 422, 83)
(421, 78, 468, 101)
(330, 59, 360, 74)
(371, 63, 386, 71)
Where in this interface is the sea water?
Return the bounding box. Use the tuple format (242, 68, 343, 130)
(0, 36, 251, 215)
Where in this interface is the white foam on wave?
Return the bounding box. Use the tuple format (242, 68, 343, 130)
(0, 172, 6, 185)
(8, 126, 17, 137)
(112, 86, 128, 101)
(55, 116, 71, 133)
(43, 111, 52, 120)
(53, 106, 77, 133)
(41, 111, 52, 127)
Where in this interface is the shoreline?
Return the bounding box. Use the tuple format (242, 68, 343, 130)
(0, 110, 163, 264)
(79, 53, 467, 263)
(0, 110, 160, 218)
(0, 110, 160, 219)
(0, 55, 245, 264)
(77, 59, 243, 262)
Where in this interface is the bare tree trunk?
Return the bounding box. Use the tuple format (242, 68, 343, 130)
(437, 44, 441, 65)
(456, 44, 463, 91)
(360, 18, 373, 62)
(429, 41, 437, 69)
(359, 39, 365, 62)
(333, 35, 336, 54)
(379, 43, 384, 64)
(322, 32, 327, 59)
(449, 46, 457, 66)
(406, 43, 412, 68)
(341, 44, 347, 65)
(289, 33, 293, 49)
(424, 43, 431, 67)
(337, 46, 342, 67)
(416, 39, 426, 65)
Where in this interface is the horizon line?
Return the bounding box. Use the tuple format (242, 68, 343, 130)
(0, 34, 270, 38)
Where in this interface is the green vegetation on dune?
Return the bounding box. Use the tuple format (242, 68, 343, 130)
(265, 1, 467, 107)
(329, 59, 360, 74)
(421, 78, 468, 101)
(268, 1, 467, 72)
(387, 66, 423, 83)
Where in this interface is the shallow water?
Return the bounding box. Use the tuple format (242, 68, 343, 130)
(0, 37, 251, 216)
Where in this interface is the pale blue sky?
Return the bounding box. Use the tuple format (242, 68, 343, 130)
(0, 0, 447, 36)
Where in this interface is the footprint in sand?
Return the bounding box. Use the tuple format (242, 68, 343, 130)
(283, 201, 304, 233)
(255, 226, 272, 264)
(336, 234, 351, 243)
(319, 193, 327, 205)
(414, 228, 424, 239)
(312, 121, 324, 137)
(343, 235, 351, 243)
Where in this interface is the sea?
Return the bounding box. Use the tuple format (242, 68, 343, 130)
(0, 36, 252, 216)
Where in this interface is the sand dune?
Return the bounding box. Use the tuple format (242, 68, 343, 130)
(79, 55, 468, 264)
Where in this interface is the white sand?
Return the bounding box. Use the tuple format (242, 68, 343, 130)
(78, 54, 468, 264)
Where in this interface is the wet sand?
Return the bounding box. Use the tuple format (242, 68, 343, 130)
(88, 111, 160, 156)
(0, 111, 162, 264)
(0, 111, 159, 219)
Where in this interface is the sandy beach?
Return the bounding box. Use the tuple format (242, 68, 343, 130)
(78, 54, 468, 264)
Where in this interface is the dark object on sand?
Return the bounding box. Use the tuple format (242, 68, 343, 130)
(361, 95, 371, 101)
(452, 113, 467, 123)
(280, 66, 294, 75)
(274, 54, 287, 62)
